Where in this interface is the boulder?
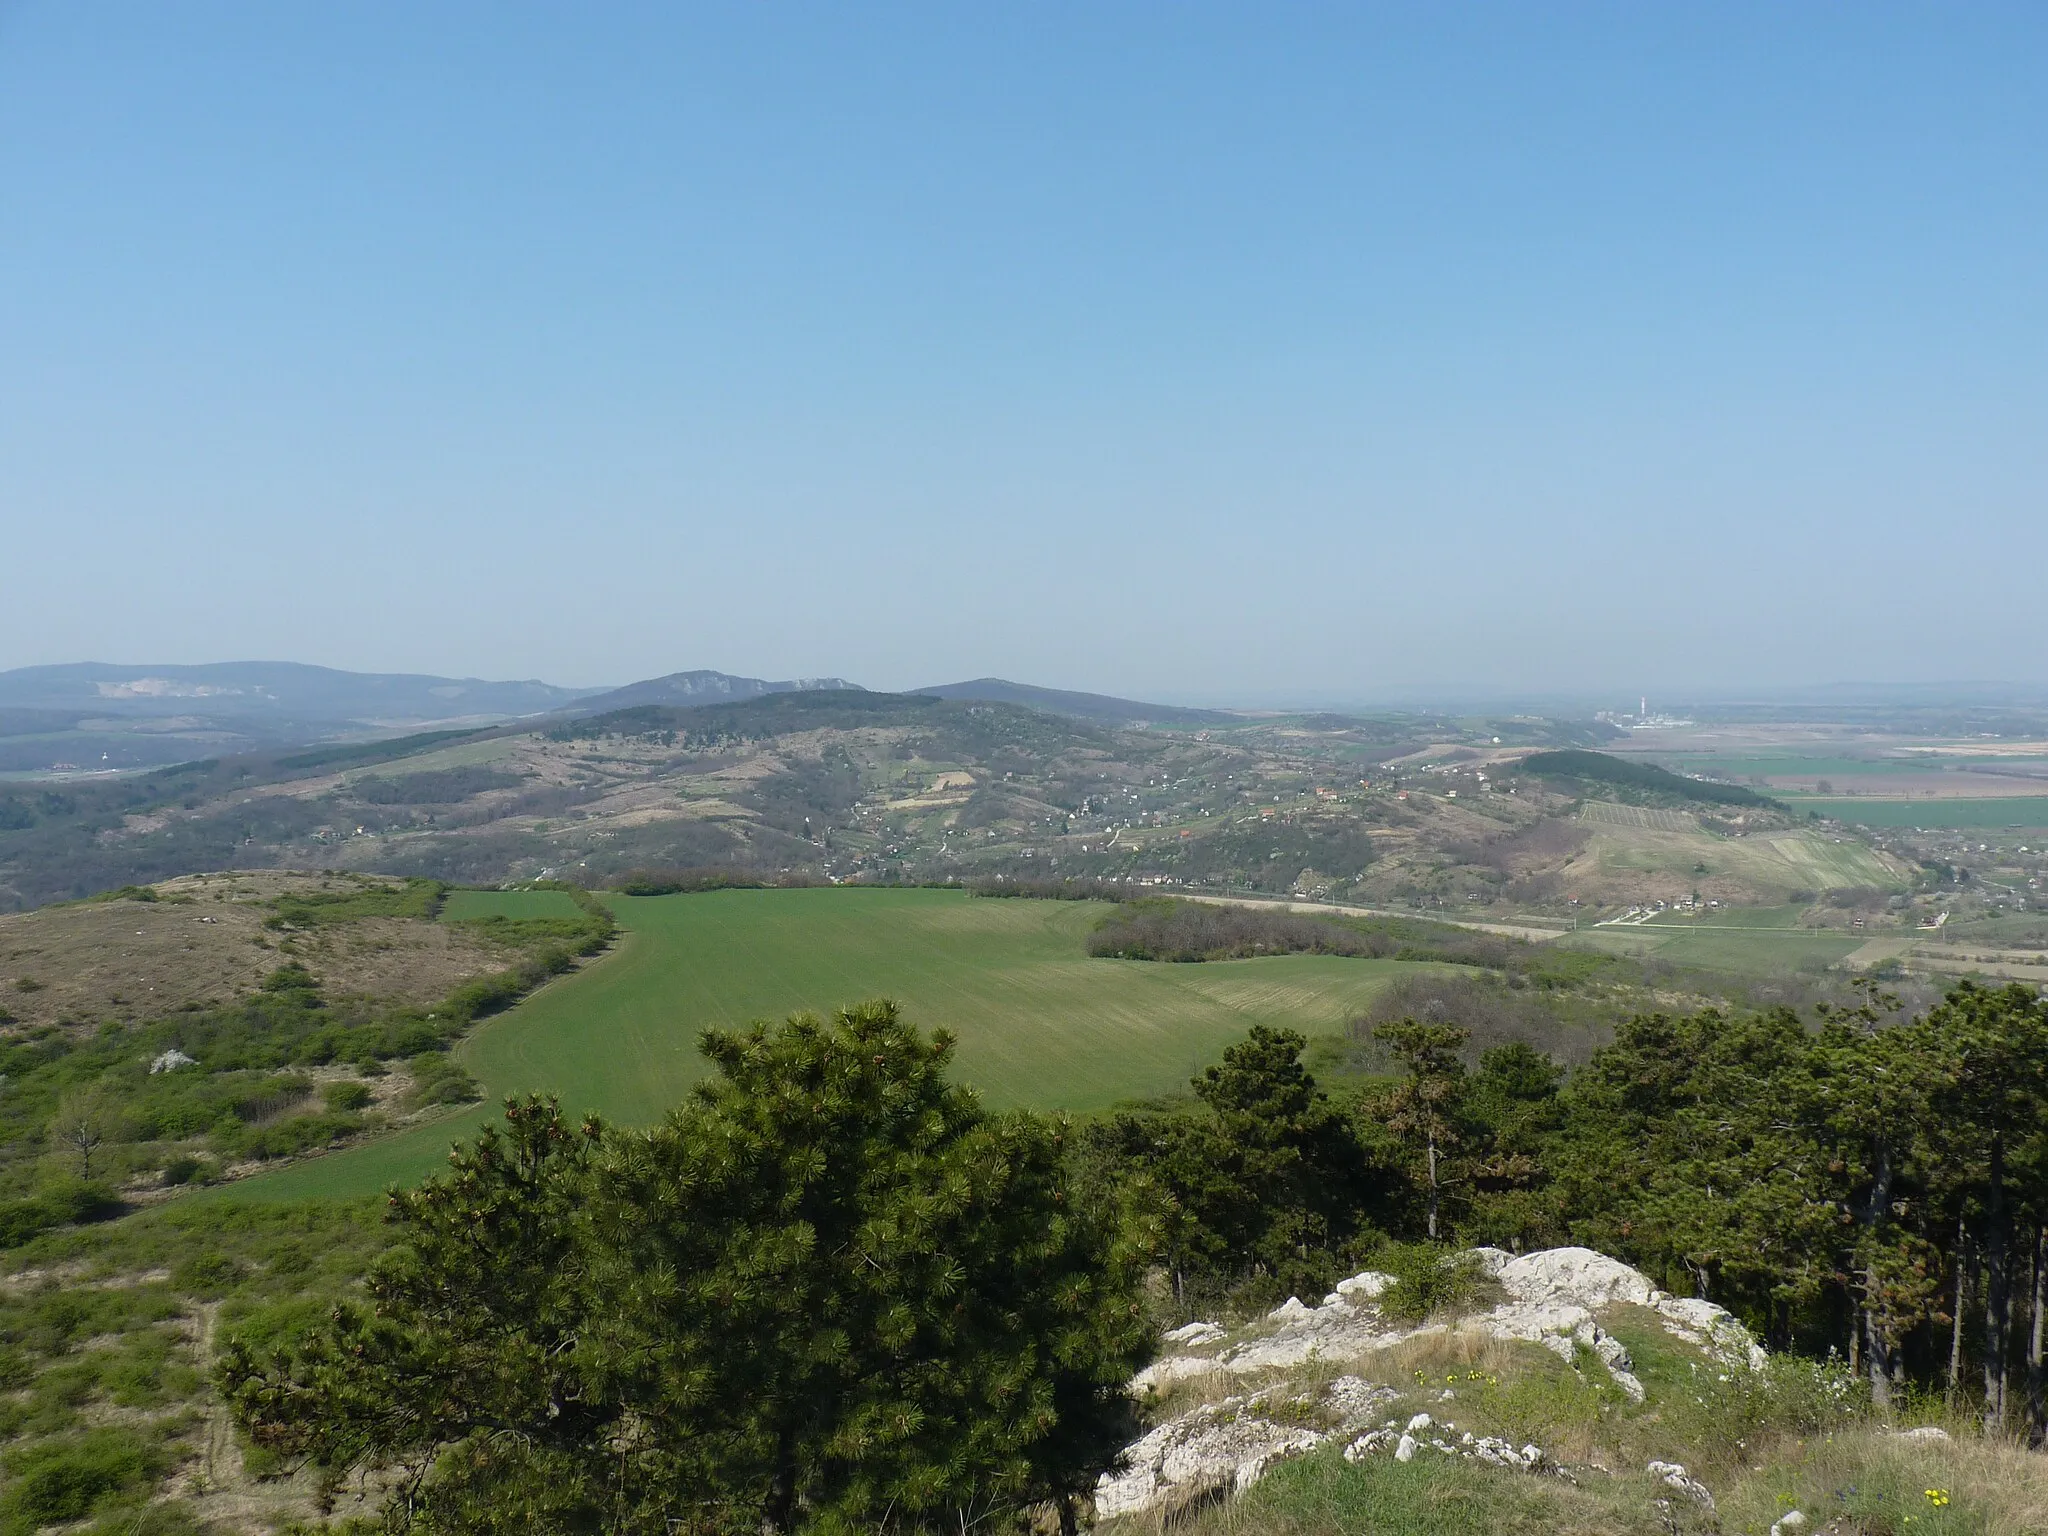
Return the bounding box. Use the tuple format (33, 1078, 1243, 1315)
(1333, 1269, 1396, 1300)
(1497, 1247, 1659, 1310)
(1094, 1404, 1322, 1520)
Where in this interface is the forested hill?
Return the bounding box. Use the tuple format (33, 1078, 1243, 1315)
(1519, 749, 1778, 809)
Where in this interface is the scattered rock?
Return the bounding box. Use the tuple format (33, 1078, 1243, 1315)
(1323, 1375, 1397, 1429)
(1162, 1320, 1226, 1347)
(1343, 1429, 1397, 1462)
(1770, 1511, 1808, 1536)
(1346, 1422, 1550, 1474)
(1405, 1412, 1433, 1433)
(149, 1048, 198, 1074)
(1267, 1296, 1314, 1324)
(1646, 1460, 1716, 1511)
(1892, 1425, 1952, 1443)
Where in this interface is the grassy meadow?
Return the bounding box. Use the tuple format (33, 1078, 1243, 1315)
(440, 887, 588, 920)
(1579, 821, 1904, 901)
(1570, 922, 1863, 974)
(228, 888, 1437, 1200)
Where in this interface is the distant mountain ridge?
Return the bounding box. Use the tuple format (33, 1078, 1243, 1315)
(0, 662, 1222, 776)
(561, 670, 863, 716)
(0, 661, 603, 723)
(912, 677, 1228, 725)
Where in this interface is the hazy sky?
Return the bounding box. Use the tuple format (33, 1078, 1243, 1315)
(2, 4, 2042, 705)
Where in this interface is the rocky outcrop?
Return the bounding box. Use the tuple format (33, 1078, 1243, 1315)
(1094, 1375, 1399, 1520)
(1104, 1246, 1771, 1522)
(1342, 1410, 1551, 1475)
(1132, 1246, 1766, 1402)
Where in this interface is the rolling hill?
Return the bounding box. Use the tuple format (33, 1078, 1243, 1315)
(557, 668, 862, 716)
(911, 677, 1228, 725)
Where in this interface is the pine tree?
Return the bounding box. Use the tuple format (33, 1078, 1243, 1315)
(219, 1003, 1153, 1535)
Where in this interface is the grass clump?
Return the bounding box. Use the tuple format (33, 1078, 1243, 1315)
(0, 1427, 173, 1533)
(267, 876, 445, 928)
(1177, 1443, 1668, 1536)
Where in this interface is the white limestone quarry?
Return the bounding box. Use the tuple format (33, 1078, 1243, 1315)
(1100, 1246, 1766, 1521)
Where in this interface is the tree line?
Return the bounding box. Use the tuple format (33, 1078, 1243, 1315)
(1084, 980, 2048, 1437)
(221, 978, 2048, 1534)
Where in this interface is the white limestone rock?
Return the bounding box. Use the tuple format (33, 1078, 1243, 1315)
(1323, 1375, 1397, 1429)
(1465, 1246, 1515, 1278)
(1131, 1246, 1759, 1408)
(1647, 1460, 1716, 1511)
(1497, 1247, 1659, 1310)
(1094, 1400, 1323, 1520)
(1343, 1429, 1396, 1462)
(1334, 1269, 1396, 1300)
(1654, 1295, 1769, 1372)
(1130, 1355, 1225, 1392)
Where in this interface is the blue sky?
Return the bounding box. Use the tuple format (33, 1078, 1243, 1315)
(1, 4, 2042, 705)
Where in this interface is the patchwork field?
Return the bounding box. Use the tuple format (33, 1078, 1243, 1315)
(1796, 797, 2048, 829)
(227, 888, 1437, 1200)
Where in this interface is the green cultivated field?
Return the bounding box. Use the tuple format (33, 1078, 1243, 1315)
(1585, 824, 1902, 896)
(1570, 920, 1861, 974)
(230, 888, 1433, 1201)
(440, 887, 587, 920)
(1797, 797, 2048, 829)
(1647, 754, 1933, 780)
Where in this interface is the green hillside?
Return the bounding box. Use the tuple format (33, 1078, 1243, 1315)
(1522, 749, 1776, 808)
(227, 888, 1437, 1200)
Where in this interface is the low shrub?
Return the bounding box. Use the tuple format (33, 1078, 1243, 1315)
(1375, 1244, 1487, 1323)
(404, 1055, 481, 1110)
(0, 1428, 168, 1531)
(0, 1183, 121, 1250)
(320, 1080, 373, 1112)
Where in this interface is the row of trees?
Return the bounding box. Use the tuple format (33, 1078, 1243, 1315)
(1084, 982, 2048, 1437)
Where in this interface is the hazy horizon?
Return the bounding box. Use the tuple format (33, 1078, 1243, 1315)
(4, 5, 2043, 699)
